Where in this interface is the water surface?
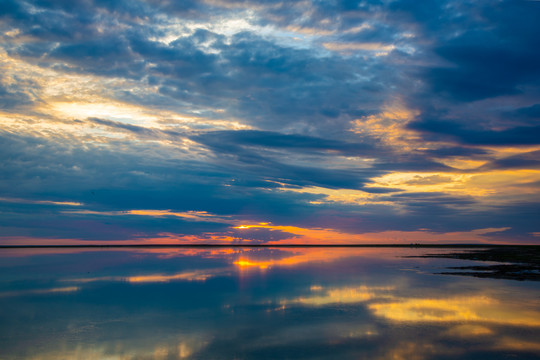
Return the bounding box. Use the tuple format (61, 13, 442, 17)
(1, 247, 539, 359)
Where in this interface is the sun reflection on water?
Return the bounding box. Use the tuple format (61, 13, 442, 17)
(1, 247, 539, 359)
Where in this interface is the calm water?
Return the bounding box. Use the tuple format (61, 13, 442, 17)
(1, 247, 539, 359)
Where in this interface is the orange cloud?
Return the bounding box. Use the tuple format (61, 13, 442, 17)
(232, 223, 511, 245)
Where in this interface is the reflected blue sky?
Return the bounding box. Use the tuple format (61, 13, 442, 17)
(1, 247, 540, 359)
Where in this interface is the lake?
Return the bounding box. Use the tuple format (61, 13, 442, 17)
(1, 247, 539, 359)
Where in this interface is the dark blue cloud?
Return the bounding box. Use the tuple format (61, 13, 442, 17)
(192, 130, 458, 188)
(89, 118, 182, 139)
(409, 118, 540, 146)
(481, 150, 540, 171)
(0, 82, 34, 109)
(505, 104, 540, 126)
(192, 130, 376, 155)
(428, 43, 540, 101)
(425, 1, 539, 100)
(422, 146, 489, 158)
(385, 0, 540, 151)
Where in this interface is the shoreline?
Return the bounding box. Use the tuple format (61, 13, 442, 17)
(417, 246, 540, 281)
(1, 244, 538, 249)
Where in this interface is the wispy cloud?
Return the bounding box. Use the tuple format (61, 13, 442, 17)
(0, 197, 83, 206)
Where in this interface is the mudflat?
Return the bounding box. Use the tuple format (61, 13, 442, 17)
(418, 246, 540, 281)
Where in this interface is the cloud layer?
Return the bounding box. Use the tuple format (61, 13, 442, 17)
(1, 0, 539, 244)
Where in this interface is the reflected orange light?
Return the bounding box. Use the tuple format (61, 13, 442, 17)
(129, 269, 221, 283)
(66, 270, 225, 284)
(231, 247, 399, 270)
(234, 259, 271, 269)
(127, 272, 213, 283)
(133, 247, 240, 259)
(283, 285, 395, 306)
(494, 337, 540, 352)
(369, 296, 540, 327)
(278, 281, 540, 329)
(0, 286, 80, 298)
(445, 324, 493, 337)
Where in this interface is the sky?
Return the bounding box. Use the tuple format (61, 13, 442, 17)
(0, 0, 539, 245)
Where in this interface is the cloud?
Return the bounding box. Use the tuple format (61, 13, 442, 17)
(0, 0, 539, 243)
(409, 118, 540, 146)
(428, 1, 540, 102)
(0, 82, 34, 109)
(480, 150, 540, 170)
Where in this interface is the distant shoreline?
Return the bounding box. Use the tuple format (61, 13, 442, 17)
(1, 244, 538, 249)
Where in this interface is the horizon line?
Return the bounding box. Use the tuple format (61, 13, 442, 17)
(0, 243, 538, 249)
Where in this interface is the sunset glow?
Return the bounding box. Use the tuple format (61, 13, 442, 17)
(0, 0, 539, 245)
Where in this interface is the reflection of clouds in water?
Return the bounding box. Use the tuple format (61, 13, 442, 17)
(231, 247, 426, 270)
(378, 341, 440, 360)
(2, 248, 540, 359)
(18, 335, 209, 360)
(281, 285, 394, 306)
(62, 269, 230, 284)
(154, 337, 209, 360)
(233, 248, 352, 269)
(127, 270, 217, 283)
(369, 296, 540, 327)
(0, 286, 79, 298)
(444, 324, 493, 337)
(275, 282, 540, 358)
(281, 283, 540, 327)
(494, 337, 540, 353)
